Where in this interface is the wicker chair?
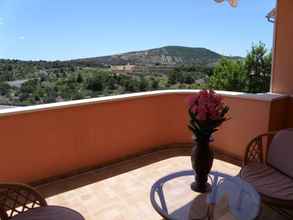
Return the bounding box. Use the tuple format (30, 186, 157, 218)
(0, 183, 47, 220)
(239, 129, 293, 210)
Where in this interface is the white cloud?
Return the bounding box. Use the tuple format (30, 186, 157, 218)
(18, 36, 25, 40)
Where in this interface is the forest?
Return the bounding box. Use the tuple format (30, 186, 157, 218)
(0, 43, 271, 106)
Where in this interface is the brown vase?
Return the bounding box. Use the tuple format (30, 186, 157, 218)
(191, 136, 214, 193)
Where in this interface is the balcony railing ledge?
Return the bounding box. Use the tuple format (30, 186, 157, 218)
(0, 90, 288, 117)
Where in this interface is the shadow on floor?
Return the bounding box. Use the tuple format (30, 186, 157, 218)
(37, 147, 192, 197)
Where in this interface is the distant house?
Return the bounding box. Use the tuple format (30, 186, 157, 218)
(6, 79, 29, 88)
(195, 78, 207, 84)
(111, 64, 136, 74)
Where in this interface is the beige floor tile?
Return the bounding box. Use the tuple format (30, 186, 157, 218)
(41, 154, 290, 220)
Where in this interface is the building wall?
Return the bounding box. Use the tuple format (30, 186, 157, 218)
(271, 0, 293, 94)
(268, 97, 289, 131)
(0, 91, 283, 183)
(111, 64, 136, 74)
(270, 0, 293, 130)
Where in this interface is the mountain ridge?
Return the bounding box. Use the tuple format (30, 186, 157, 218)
(73, 46, 240, 66)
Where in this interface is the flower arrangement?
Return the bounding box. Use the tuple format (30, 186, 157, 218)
(187, 89, 230, 192)
(187, 89, 230, 141)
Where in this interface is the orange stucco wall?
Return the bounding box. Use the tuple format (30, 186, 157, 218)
(0, 92, 278, 183)
(271, 0, 293, 94)
(269, 0, 293, 131)
(269, 97, 289, 131)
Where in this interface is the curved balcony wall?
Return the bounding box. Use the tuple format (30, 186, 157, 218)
(0, 90, 287, 183)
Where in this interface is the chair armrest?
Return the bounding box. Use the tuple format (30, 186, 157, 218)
(0, 183, 47, 219)
(243, 131, 277, 166)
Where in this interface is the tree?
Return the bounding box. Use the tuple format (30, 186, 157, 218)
(54, 76, 85, 100)
(69, 65, 76, 72)
(87, 75, 104, 92)
(139, 77, 149, 91)
(208, 42, 272, 93)
(184, 73, 195, 84)
(0, 83, 11, 96)
(106, 75, 117, 90)
(167, 65, 211, 86)
(168, 70, 184, 85)
(167, 71, 178, 85)
(150, 78, 159, 90)
(124, 79, 139, 92)
(19, 79, 39, 96)
(245, 42, 272, 93)
(208, 58, 248, 92)
(76, 73, 83, 83)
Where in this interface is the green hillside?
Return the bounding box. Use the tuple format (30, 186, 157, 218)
(74, 46, 229, 66)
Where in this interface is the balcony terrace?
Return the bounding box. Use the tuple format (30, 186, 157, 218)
(36, 154, 285, 220)
(2, 0, 293, 219)
(31, 145, 293, 220)
(36, 151, 239, 219)
(0, 90, 292, 219)
(0, 90, 287, 183)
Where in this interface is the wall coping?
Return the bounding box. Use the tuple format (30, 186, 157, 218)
(0, 90, 287, 117)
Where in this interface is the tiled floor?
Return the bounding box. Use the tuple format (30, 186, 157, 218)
(36, 150, 236, 220)
(36, 151, 291, 220)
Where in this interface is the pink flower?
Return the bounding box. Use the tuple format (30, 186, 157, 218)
(187, 90, 229, 138)
(187, 94, 199, 108)
(212, 95, 222, 107)
(200, 89, 209, 96)
(198, 95, 208, 106)
(210, 108, 221, 120)
(187, 89, 227, 121)
(191, 105, 198, 113)
(196, 106, 207, 121)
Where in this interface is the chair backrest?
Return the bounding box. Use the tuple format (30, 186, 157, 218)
(267, 128, 293, 178)
(0, 183, 47, 219)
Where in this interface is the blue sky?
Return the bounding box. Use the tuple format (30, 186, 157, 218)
(0, 0, 276, 60)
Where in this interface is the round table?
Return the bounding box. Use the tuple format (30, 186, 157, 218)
(11, 206, 85, 220)
(150, 170, 260, 220)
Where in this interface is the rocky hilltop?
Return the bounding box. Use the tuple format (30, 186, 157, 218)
(74, 46, 229, 66)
